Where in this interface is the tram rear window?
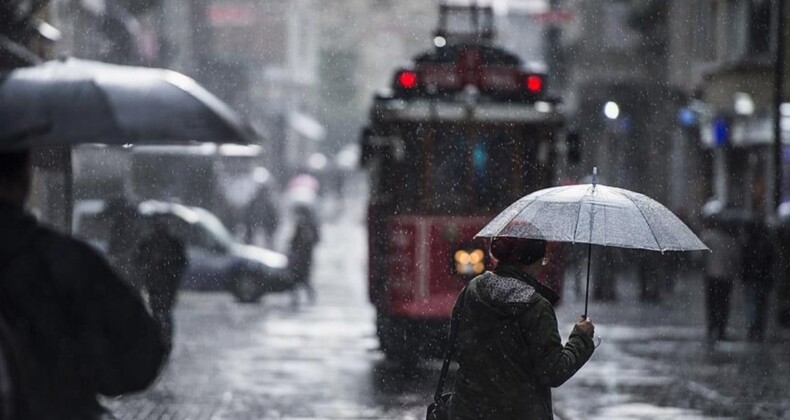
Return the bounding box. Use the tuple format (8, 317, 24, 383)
(371, 124, 552, 215)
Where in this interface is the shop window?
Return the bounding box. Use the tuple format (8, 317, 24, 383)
(693, 0, 717, 63)
(602, 2, 638, 50)
(721, 0, 772, 64)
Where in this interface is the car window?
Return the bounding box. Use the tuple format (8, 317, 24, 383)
(156, 214, 226, 252)
(188, 223, 227, 252)
(194, 210, 236, 250)
(75, 212, 112, 242)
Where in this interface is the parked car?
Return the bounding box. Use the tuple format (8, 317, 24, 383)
(74, 199, 293, 303)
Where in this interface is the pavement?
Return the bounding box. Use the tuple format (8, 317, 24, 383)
(104, 195, 790, 420)
(553, 266, 790, 420)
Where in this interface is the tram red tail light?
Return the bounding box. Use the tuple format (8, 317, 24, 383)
(525, 75, 544, 94)
(397, 70, 418, 89)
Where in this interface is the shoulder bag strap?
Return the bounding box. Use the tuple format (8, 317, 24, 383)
(433, 285, 468, 404)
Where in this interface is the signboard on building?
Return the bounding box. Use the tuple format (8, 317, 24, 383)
(701, 117, 728, 148)
(782, 103, 790, 144)
(208, 2, 256, 27)
(529, 9, 574, 24)
(729, 114, 773, 146)
(701, 114, 774, 148)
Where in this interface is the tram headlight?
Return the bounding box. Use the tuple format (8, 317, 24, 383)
(454, 248, 486, 276)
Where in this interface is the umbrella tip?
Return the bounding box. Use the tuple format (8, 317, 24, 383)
(592, 167, 598, 186)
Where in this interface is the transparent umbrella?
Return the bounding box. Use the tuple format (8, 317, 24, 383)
(476, 168, 709, 317)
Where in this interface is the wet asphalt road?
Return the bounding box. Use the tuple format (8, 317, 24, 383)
(554, 270, 790, 420)
(105, 201, 790, 420)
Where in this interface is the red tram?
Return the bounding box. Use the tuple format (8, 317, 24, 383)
(361, 4, 567, 360)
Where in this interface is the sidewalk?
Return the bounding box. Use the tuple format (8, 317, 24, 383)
(552, 268, 790, 419)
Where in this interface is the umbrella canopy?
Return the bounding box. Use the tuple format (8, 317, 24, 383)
(476, 183, 708, 252)
(477, 180, 707, 317)
(0, 57, 257, 149)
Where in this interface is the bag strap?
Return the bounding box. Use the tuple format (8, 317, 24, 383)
(433, 285, 468, 404)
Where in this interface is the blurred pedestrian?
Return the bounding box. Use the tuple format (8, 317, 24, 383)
(0, 150, 165, 419)
(134, 219, 187, 355)
(449, 236, 595, 420)
(636, 251, 661, 303)
(245, 185, 280, 247)
(566, 244, 585, 300)
(741, 221, 775, 342)
(637, 251, 676, 303)
(105, 197, 143, 285)
(699, 219, 741, 342)
(288, 204, 320, 305)
(592, 246, 618, 302)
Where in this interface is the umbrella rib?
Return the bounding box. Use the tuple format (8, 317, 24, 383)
(572, 185, 594, 243)
(495, 187, 563, 237)
(620, 190, 662, 251)
(88, 79, 129, 142)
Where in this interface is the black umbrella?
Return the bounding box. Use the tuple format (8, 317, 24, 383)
(0, 57, 257, 149)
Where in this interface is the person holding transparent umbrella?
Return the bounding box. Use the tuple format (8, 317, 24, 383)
(447, 235, 595, 420)
(431, 168, 708, 420)
(475, 168, 709, 319)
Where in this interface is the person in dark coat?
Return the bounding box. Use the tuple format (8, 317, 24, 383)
(0, 313, 21, 420)
(449, 237, 595, 420)
(288, 204, 320, 304)
(0, 150, 165, 420)
(741, 220, 775, 342)
(134, 218, 187, 355)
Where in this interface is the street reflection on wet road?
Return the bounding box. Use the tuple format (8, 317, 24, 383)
(106, 215, 440, 419)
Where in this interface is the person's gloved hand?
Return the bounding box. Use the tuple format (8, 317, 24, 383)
(575, 316, 595, 338)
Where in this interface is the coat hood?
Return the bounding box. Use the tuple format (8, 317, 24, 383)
(463, 267, 544, 334)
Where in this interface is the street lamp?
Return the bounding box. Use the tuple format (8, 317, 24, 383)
(604, 101, 620, 120)
(775, 0, 786, 212)
(734, 92, 755, 116)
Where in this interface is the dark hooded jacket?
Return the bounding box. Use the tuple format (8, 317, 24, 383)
(450, 265, 594, 420)
(0, 202, 165, 419)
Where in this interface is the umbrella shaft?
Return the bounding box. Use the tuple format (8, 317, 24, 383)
(584, 243, 592, 318)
